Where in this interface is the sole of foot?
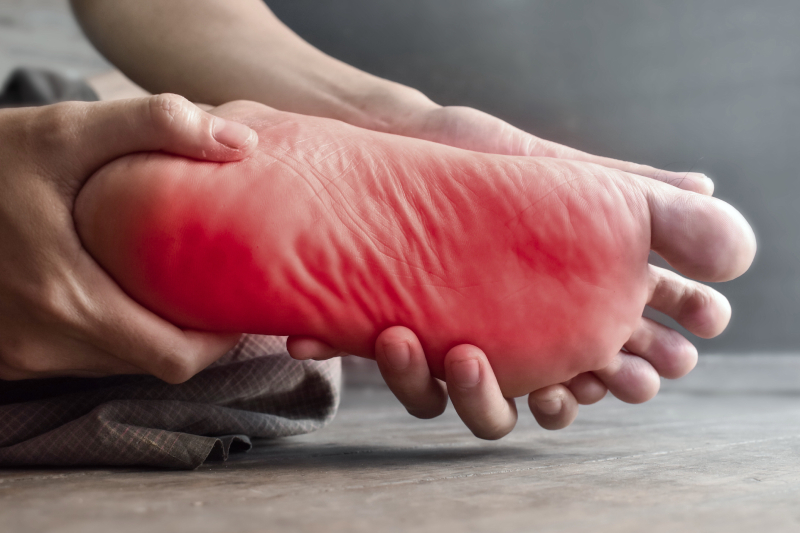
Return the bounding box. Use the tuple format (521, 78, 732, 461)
(75, 101, 755, 397)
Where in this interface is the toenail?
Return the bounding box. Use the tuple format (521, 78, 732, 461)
(536, 396, 563, 416)
(384, 342, 410, 371)
(450, 358, 480, 388)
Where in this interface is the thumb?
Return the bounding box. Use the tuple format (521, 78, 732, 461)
(53, 93, 257, 181)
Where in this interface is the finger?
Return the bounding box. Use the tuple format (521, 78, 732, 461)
(624, 317, 698, 379)
(647, 265, 732, 338)
(77, 255, 241, 383)
(41, 94, 257, 181)
(593, 351, 661, 404)
(375, 326, 448, 419)
(445, 345, 517, 439)
(528, 384, 580, 430)
(286, 336, 347, 361)
(642, 180, 757, 281)
(563, 372, 608, 405)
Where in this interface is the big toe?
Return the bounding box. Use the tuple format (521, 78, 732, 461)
(645, 182, 756, 282)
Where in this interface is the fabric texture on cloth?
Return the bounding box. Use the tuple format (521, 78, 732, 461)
(0, 335, 341, 469)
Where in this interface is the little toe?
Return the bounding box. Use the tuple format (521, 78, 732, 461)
(642, 179, 756, 282)
(647, 265, 732, 338)
(624, 317, 699, 379)
(593, 352, 661, 404)
(564, 372, 608, 405)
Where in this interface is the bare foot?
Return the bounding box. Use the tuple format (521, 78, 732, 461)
(74, 100, 755, 396)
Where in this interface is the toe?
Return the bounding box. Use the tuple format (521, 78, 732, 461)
(593, 352, 661, 404)
(643, 180, 756, 282)
(624, 317, 699, 379)
(528, 384, 579, 430)
(647, 265, 732, 338)
(564, 372, 608, 405)
(524, 133, 715, 195)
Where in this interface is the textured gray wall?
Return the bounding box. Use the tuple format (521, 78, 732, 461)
(270, 0, 800, 353)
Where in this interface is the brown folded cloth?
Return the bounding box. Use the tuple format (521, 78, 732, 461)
(0, 335, 341, 469)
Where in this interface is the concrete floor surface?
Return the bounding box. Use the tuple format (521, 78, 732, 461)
(2, 355, 800, 533)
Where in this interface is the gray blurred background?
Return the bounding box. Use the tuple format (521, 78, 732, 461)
(3, 0, 798, 353)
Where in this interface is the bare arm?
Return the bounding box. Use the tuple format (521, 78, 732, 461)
(70, 0, 712, 192)
(70, 0, 434, 131)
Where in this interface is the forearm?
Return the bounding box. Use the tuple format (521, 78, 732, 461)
(70, 0, 436, 131)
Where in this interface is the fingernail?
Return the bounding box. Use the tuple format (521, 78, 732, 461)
(212, 118, 255, 149)
(536, 396, 563, 416)
(451, 358, 480, 388)
(384, 342, 410, 371)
